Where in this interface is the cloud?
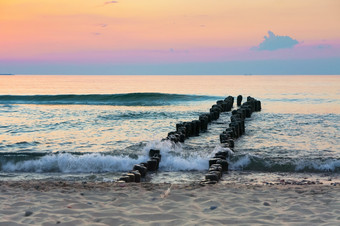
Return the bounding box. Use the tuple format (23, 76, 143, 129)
(104, 1, 118, 5)
(99, 23, 107, 28)
(316, 44, 332, 49)
(253, 31, 299, 51)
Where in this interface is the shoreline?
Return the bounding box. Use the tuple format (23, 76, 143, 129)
(1, 179, 340, 191)
(2, 170, 339, 185)
(1, 178, 340, 192)
(1, 180, 339, 225)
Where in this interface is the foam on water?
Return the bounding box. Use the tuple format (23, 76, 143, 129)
(1, 153, 148, 173)
(295, 159, 340, 172)
(0, 141, 237, 173)
(1, 144, 340, 174)
(229, 155, 252, 170)
(0, 140, 211, 173)
(228, 154, 340, 172)
(144, 140, 211, 171)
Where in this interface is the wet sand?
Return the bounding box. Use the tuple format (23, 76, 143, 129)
(1, 180, 339, 225)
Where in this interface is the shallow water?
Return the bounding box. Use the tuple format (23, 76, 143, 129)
(0, 75, 339, 182)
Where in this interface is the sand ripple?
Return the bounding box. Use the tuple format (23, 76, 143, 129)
(0, 181, 340, 225)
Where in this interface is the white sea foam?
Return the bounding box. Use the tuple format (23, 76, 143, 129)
(2, 153, 149, 173)
(228, 155, 252, 170)
(1, 140, 216, 173)
(295, 159, 340, 172)
(2, 140, 340, 173)
(144, 140, 210, 171)
(157, 143, 234, 171)
(227, 154, 340, 172)
(211, 145, 234, 156)
(142, 139, 183, 155)
(159, 155, 208, 171)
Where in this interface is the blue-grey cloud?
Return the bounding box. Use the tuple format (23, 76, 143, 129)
(253, 31, 299, 51)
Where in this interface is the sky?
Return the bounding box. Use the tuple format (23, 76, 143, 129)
(1, 0, 340, 75)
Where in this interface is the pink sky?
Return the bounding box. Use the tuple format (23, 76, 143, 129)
(1, 0, 340, 74)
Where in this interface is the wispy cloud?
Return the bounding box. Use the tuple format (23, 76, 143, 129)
(253, 31, 299, 51)
(104, 1, 118, 5)
(316, 44, 332, 49)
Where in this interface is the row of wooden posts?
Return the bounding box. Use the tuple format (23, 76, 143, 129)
(201, 96, 262, 184)
(117, 95, 261, 183)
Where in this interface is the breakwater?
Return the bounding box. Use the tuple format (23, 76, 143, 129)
(201, 96, 261, 184)
(117, 95, 261, 183)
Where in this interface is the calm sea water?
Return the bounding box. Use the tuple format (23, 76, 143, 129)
(0, 75, 339, 183)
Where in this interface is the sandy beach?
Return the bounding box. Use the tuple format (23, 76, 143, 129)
(1, 180, 339, 226)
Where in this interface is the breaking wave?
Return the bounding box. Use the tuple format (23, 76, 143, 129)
(229, 154, 340, 173)
(0, 93, 221, 106)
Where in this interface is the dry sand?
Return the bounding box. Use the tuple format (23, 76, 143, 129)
(1, 180, 340, 226)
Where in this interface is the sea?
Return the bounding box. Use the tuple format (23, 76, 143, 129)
(0, 75, 339, 184)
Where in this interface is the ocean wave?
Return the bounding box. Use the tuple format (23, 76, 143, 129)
(97, 111, 187, 120)
(1, 153, 149, 173)
(0, 152, 209, 173)
(0, 141, 217, 173)
(229, 154, 340, 173)
(263, 97, 340, 104)
(1, 149, 339, 173)
(0, 93, 221, 106)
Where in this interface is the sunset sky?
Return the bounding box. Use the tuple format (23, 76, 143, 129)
(1, 0, 340, 74)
